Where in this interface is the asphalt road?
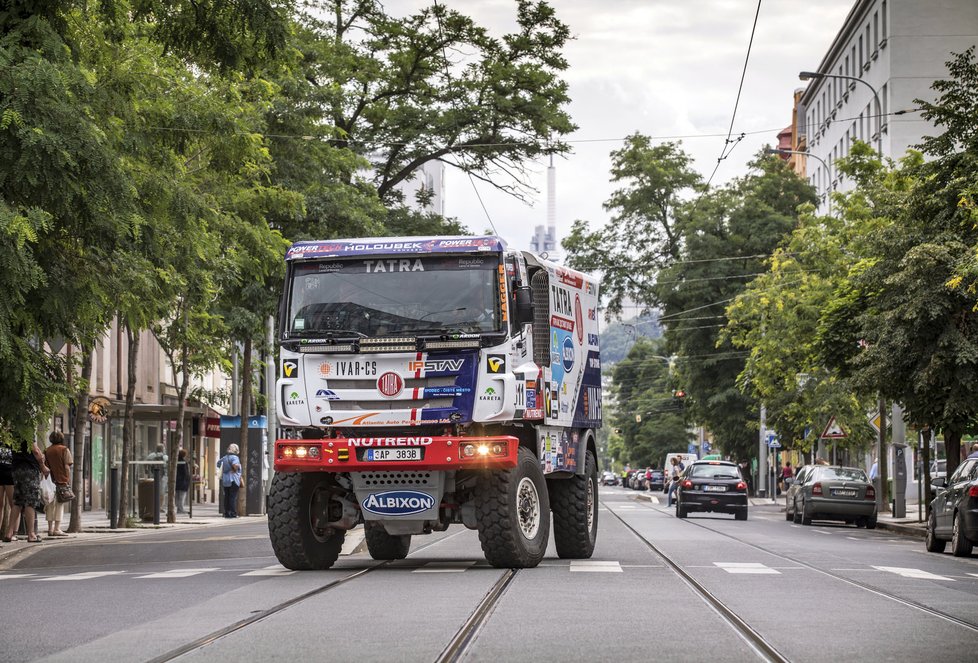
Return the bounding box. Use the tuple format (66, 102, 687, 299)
(2, 486, 977, 662)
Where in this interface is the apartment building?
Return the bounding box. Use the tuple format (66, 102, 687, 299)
(797, 0, 978, 212)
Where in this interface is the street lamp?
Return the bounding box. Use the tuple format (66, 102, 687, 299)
(798, 71, 883, 156)
(765, 148, 832, 216)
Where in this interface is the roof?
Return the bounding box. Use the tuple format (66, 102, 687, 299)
(286, 236, 507, 260)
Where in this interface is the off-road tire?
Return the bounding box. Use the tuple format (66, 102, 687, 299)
(925, 513, 946, 553)
(364, 521, 412, 560)
(549, 450, 598, 559)
(951, 512, 974, 557)
(474, 446, 550, 568)
(267, 472, 346, 570)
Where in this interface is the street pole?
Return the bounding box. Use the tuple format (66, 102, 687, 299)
(759, 404, 767, 498)
(766, 148, 832, 216)
(799, 71, 883, 157)
(877, 398, 888, 512)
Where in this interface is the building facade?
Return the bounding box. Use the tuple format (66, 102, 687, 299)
(798, 0, 978, 212)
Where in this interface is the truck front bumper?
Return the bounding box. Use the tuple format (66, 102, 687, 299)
(274, 435, 520, 473)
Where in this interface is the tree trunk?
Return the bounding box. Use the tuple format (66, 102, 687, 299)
(237, 336, 253, 517)
(944, 426, 962, 485)
(166, 343, 190, 524)
(116, 325, 140, 528)
(68, 345, 94, 533)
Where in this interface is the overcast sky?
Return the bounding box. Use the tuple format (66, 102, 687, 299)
(389, 0, 855, 252)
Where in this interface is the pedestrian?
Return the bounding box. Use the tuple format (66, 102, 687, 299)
(175, 448, 191, 514)
(217, 444, 242, 518)
(1, 439, 14, 544)
(43, 431, 73, 537)
(868, 457, 878, 480)
(666, 456, 683, 507)
(2, 438, 48, 543)
(780, 461, 794, 495)
(967, 443, 978, 459)
(738, 460, 753, 495)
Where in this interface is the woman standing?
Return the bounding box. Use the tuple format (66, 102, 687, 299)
(217, 444, 242, 518)
(175, 448, 190, 514)
(43, 431, 73, 537)
(2, 438, 48, 543)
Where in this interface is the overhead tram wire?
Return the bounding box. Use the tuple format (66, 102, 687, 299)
(706, 0, 763, 188)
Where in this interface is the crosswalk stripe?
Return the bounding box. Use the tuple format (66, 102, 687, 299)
(137, 568, 219, 579)
(34, 571, 125, 581)
(714, 562, 780, 575)
(570, 561, 622, 573)
(0, 574, 36, 580)
(242, 565, 296, 577)
(413, 561, 476, 573)
(873, 566, 954, 581)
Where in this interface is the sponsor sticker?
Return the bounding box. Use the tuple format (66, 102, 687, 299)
(282, 360, 299, 378)
(361, 491, 436, 517)
(377, 372, 404, 397)
(315, 389, 341, 401)
(562, 337, 575, 371)
(408, 359, 464, 372)
(487, 355, 506, 374)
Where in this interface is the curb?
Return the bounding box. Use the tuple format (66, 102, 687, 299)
(875, 520, 927, 538)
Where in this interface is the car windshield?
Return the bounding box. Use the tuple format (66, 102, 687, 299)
(817, 467, 867, 482)
(287, 256, 501, 337)
(690, 464, 741, 480)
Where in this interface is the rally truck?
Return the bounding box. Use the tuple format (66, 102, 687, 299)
(267, 235, 602, 570)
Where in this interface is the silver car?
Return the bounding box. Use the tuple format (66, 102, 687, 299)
(787, 465, 877, 528)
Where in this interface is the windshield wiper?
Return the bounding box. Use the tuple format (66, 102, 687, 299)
(293, 328, 366, 338)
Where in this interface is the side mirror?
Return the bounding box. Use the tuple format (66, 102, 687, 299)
(931, 476, 946, 489)
(514, 286, 534, 325)
(784, 478, 793, 486)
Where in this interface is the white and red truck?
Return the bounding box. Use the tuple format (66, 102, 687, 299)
(267, 235, 601, 569)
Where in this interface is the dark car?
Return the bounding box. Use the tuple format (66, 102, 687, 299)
(926, 457, 978, 557)
(648, 469, 665, 491)
(788, 465, 877, 528)
(675, 460, 748, 520)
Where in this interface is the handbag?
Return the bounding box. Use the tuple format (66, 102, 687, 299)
(55, 483, 75, 503)
(0, 445, 12, 466)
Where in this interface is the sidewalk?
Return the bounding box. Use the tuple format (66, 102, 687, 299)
(1, 506, 366, 568)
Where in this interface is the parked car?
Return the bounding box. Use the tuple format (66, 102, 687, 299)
(788, 465, 877, 528)
(674, 460, 748, 520)
(648, 469, 665, 491)
(784, 465, 813, 521)
(930, 459, 947, 484)
(600, 471, 619, 487)
(630, 469, 648, 490)
(925, 457, 978, 557)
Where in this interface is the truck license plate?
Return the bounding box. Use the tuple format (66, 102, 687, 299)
(366, 448, 422, 461)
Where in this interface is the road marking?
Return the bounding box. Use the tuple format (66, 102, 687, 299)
(873, 566, 955, 581)
(137, 568, 219, 579)
(617, 505, 638, 509)
(34, 571, 125, 581)
(0, 574, 36, 580)
(242, 565, 296, 576)
(714, 562, 780, 575)
(969, 573, 978, 579)
(570, 561, 622, 573)
(413, 561, 476, 573)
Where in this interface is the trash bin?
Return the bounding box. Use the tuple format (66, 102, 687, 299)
(138, 478, 155, 522)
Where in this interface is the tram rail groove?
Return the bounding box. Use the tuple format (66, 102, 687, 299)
(603, 500, 790, 663)
(637, 499, 978, 634)
(435, 569, 518, 663)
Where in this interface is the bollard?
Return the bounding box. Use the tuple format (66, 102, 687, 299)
(152, 466, 161, 526)
(109, 465, 118, 529)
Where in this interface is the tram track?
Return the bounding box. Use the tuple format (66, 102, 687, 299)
(626, 498, 978, 636)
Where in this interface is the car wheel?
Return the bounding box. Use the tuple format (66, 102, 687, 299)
(925, 512, 946, 553)
(785, 497, 793, 521)
(676, 502, 687, 519)
(951, 512, 974, 557)
(792, 503, 802, 524)
(735, 509, 748, 521)
(865, 514, 877, 530)
(801, 502, 812, 526)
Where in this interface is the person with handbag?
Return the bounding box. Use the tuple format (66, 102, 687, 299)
(0, 440, 14, 545)
(217, 444, 242, 518)
(2, 437, 48, 543)
(43, 431, 73, 537)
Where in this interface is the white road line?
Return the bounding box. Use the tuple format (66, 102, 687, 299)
(241, 565, 296, 577)
(812, 529, 832, 535)
(570, 561, 622, 573)
(0, 574, 36, 580)
(714, 562, 780, 575)
(413, 561, 476, 573)
(873, 566, 955, 581)
(34, 571, 125, 581)
(138, 568, 220, 579)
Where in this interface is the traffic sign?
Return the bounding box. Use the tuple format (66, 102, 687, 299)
(867, 411, 888, 433)
(820, 416, 847, 439)
(766, 433, 781, 448)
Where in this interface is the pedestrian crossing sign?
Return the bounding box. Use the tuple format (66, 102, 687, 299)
(820, 416, 847, 439)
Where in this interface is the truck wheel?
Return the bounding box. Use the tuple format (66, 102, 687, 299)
(364, 521, 412, 560)
(549, 450, 598, 559)
(925, 513, 946, 553)
(951, 512, 974, 557)
(267, 472, 346, 570)
(475, 446, 550, 568)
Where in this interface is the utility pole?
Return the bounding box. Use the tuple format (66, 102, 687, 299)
(877, 398, 889, 512)
(758, 404, 768, 497)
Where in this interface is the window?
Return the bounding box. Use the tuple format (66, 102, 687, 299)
(845, 54, 850, 77)
(882, 1, 887, 40)
(865, 26, 871, 65)
(873, 11, 879, 49)
(859, 35, 864, 71)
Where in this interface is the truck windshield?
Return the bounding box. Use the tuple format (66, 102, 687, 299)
(286, 255, 501, 337)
